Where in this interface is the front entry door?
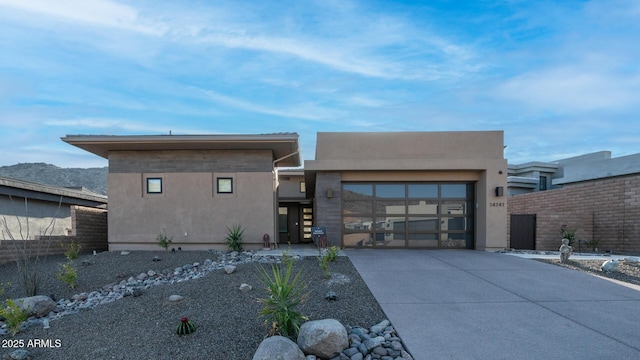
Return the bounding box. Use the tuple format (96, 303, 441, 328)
(278, 205, 301, 244)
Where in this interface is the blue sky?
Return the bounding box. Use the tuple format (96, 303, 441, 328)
(1, 0, 638, 168)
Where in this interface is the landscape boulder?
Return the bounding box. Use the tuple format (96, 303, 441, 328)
(297, 319, 348, 358)
(252, 336, 305, 360)
(14, 295, 56, 318)
(601, 259, 621, 273)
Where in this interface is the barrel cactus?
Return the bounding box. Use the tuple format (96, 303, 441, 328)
(176, 317, 196, 335)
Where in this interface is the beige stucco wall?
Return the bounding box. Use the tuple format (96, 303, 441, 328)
(107, 171, 275, 251)
(306, 131, 508, 251)
(278, 172, 306, 200)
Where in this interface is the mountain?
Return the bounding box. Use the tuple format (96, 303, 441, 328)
(0, 163, 108, 195)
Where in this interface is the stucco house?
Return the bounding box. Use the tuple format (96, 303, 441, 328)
(62, 133, 301, 251)
(63, 131, 509, 251)
(305, 131, 507, 251)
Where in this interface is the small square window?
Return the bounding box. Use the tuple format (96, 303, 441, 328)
(217, 177, 233, 193)
(147, 178, 162, 194)
(300, 181, 306, 193)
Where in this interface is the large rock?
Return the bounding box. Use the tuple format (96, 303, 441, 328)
(297, 319, 348, 358)
(252, 336, 305, 360)
(601, 259, 621, 273)
(14, 295, 56, 318)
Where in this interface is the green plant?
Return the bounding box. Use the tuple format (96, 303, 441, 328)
(0, 281, 8, 297)
(325, 246, 340, 262)
(156, 231, 173, 251)
(280, 243, 295, 268)
(176, 317, 196, 335)
(62, 240, 82, 260)
(317, 246, 339, 279)
(225, 224, 245, 252)
(318, 248, 331, 279)
(584, 239, 600, 251)
(256, 260, 308, 339)
(561, 225, 576, 247)
(56, 261, 77, 289)
(0, 299, 29, 336)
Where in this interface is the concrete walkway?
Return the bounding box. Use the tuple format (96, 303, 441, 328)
(346, 249, 640, 360)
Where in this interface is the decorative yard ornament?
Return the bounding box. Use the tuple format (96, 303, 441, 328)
(559, 238, 572, 263)
(176, 317, 196, 335)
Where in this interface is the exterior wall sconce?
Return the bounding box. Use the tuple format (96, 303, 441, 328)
(495, 186, 504, 197)
(326, 189, 333, 199)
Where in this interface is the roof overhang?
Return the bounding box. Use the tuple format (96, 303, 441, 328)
(0, 176, 107, 207)
(62, 133, 301, 167)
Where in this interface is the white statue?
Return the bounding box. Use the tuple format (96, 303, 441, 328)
(559, 238, 572, 263)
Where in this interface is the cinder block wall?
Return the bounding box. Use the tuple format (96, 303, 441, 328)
(508, 173, 640, 253)
(0, 206, 107, 265)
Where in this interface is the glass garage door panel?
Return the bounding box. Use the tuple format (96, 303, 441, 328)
(342, 182, 474, 248)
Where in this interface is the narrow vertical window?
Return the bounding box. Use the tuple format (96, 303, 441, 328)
(300, 181, 306, 193)
(539, 176, 548, 191)
(217, 177, 233, 193)
(147, 178, 162, 194)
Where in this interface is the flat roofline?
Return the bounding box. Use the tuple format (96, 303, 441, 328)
(62, 133, 301, 167)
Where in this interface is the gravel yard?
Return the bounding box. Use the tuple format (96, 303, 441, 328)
(1, 250, 386, 360)
(3, 250, 640, 360)
(537, 257, 640, 287)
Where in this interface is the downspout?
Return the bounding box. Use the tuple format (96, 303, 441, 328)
(272, 150, 300, 247)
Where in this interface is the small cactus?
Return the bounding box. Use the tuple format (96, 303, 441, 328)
(176, 317, 196, 335)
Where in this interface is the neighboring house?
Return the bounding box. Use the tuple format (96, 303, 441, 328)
(507, 151, 640, 195)
(507, 151, 640, 252)
(0, 176, 107, 240)
(63, 131, 509, 251)
(0, 176, 108, 264)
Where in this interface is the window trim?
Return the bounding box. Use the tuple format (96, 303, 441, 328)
(146, 177, 163, 194)
(217, 177, 234, 194)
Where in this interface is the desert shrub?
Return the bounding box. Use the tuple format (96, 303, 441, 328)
(325, 246, 340, 262)
(0, 299, 29, 336)
(62, 240, 82, 260)
(560, 225, 576, 247)
(156, 231, 173, 251)
(317, 246, 340, 278)
(225, 224, 245, 252)
(56, 261, 77, 289)
(256, 260, 308, 339)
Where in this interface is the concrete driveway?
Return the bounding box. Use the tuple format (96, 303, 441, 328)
(346, 249, 640, 360)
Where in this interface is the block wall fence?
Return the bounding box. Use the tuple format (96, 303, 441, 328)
(0, 206, 107, 265)
(507, 173, 640, 253)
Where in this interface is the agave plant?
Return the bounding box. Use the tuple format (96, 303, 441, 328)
(176, 317, 196, 336)
(225, 224, 245, 252)
(256, 259, 308, 339)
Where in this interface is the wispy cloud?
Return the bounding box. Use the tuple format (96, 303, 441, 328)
(0, 0, 165, 35)
(201, 89, 343, 121)
(494, 67, 640, 112)
(45, 118, 211, 135)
